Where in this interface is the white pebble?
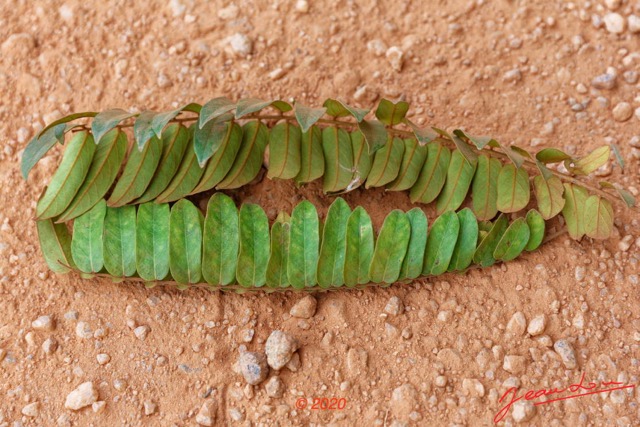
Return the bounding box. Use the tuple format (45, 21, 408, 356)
(143, 400, 156, 415)
(506, 312, 527, 336)
(134, 325, 150, 341)
(553, 339, 577, 369)
(196, 401, 215, 426)
(289, 295, 317, 318)
(96, 353, 110, 365)
(32, 315, 54, 331)
(265, 376, 285, 398)
(385, 46, 404, 72)
(603, 13, 625, 34)
(629, 15, 640, 33)
(92, 401, 106, 413)
(65, 382, 99, 410)
(527, 315, 547, 336)
(21, 402, 39, 417)
(295, 0, 309, 13)
(612, 102, 633, 122)
(42, 337, 58, 354)
(512, 400, 536, 423)
(384, 296, 404, 316)
(265, 330, 298, 370)
(227, 33, 253, 57)
(503, 68, 522, 83)
(75, 321, 92, 339)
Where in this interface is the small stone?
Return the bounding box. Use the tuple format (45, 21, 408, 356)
(0, 348, 6, 362)
(289, 295, 317, 318)
(603, 13, 625, 34)
(503, 68, 522, 83)
(265, 330, 298, 370)
(295, 0, 309, 13)
(157, 74, 172, 88)
(96, 353, 110, 365)
(591, 73, 616, 90)
(385, 46, 404, 72)
(506, 312, 527, 336)
(217, 4, 238, 20)
(367, 39, 387, 57)
(143, 400, 156, 415)
(512, 400, 536, 423)
(610, 389, 626, 405)
(462, 378, 485, 397)
(113, 379, 127, 392)
(346, 347, 368, 377)
(32, 315, 55, 331)
(238, 352, 269, 385)
(75, 321, 92, 339)
(21, 402, 39, 417)
(435, 375, 447, 387)
(574, 266, 586, 281)
(65, 382, 99, 410)
(384, 296, 404, 316)
(228, 408, 244, 422)
(268, 68, 286, 80)
(92, 401, 106, 414)
(612, 102, 633, 122)
(623, 71, 638, 84)
(629, 15, 640, 33)
(527, 315, 547, 336)
(195, 400, 216, 426)
(227, 33, 252, 57)
(285, 352, 301, 372)
(604, 0, 621, 10)
(553, 339, 577, 369)
(265, 376, 285, 398)
(1, 33, 35, 55)
(42, 337, 58, 354)
(65, 311, 79, 321)
(390, 383, 418, 420)
(503, 355, 526, 374)
(134, 325, 150, 341)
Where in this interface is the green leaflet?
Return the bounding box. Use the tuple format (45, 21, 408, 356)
(536, 148, 572, 164)
(135, 123, 190, 204)
(136, 202, 170, 281)
(91, 109, 135, 145)
(133, 110, 158, 150)
(387, 138, 428, 191)
(348, 130, 373, 190)
(217, 121, 269, 189)
(266, 212, 291, 288)
(57, 129, 127, 222)
(322, 126, 354, 193)
(496, 164, 530, 213)
(365, 136, 405, 188)
(236, 204, 270, 287)
(568, 146, 610, 175)
(448, 208, 479, 271)
(288, 201, 320, 289)
(151, 103, 201, 138)
(369, 210, 411, 283)
(561, 183, 588, 240)
(22, 123, 66, 180)
(37, 219, 76, 273)
(436, 149, 478, 215)
(584, 195, 614, 240)
(169, 199, 203, 284)
(71, 199, 106, 274)
(103, 205, 137, 277)
(357, 119, 388, 154)
(199, 97, 235, 129)
(202, 193, 239, 286)
(493, 217, 530, 262)
(533, 175, 565, 220)
(108, 133, 163, 207)
(471, 155, 501, 221)
(194, 117, 230, 166)
(267, 122, 302, 180)
(473, 214, 508, 267)
(399, 208, 428, 280)
(294, 125, 324, 185)
(323, 98, 369, 122)
(525, 209, 545, 251)
(156, 129, 207, 203)
(190, 122, 242, 194)
(294, 104, 326, 133)
(409, 142, 451, 204)
(344, 206, 375, 287)
(36, 131, 96, 220)
(423, 210, 459, 276)
(317, 198, 351, 288)
(375, 98, 409, 126)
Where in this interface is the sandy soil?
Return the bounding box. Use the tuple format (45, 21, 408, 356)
(1, 0, 639, 426)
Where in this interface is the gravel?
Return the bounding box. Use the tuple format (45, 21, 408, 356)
(238, 352, 269, 385)
(506, 312, 526, 336)
(390, 383, 418, 420)
(384, 296, 404, 316)
(21, 402, 39, 417)
(96, 353, 110, 365)
(289, 295, 317, 318)
(227, 33, 252, 57)
(65, 382, 99, 410)
(512, 400, 536, 423)
(92, 401, 106, 413)
(265, 376, 285, 398)
(527, 315, 547, 336)
(591, 73, 616, 90)
(503, 355, 526, 374)
(75, 321, 92, 339)
(553, 339, 578, 369)
(195, 401, 215, 426)
(628, 15, 640, 33)
(42, 337, 58, 354)
(32, 315, 54, 331)
(386, 47, 404, 72)
(265, 331, 298, 370)
(612, 102, 633, 122)
(603, 13, 626, 33)
(143, 401, 156, 415)
(134, 325, 150, 341)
